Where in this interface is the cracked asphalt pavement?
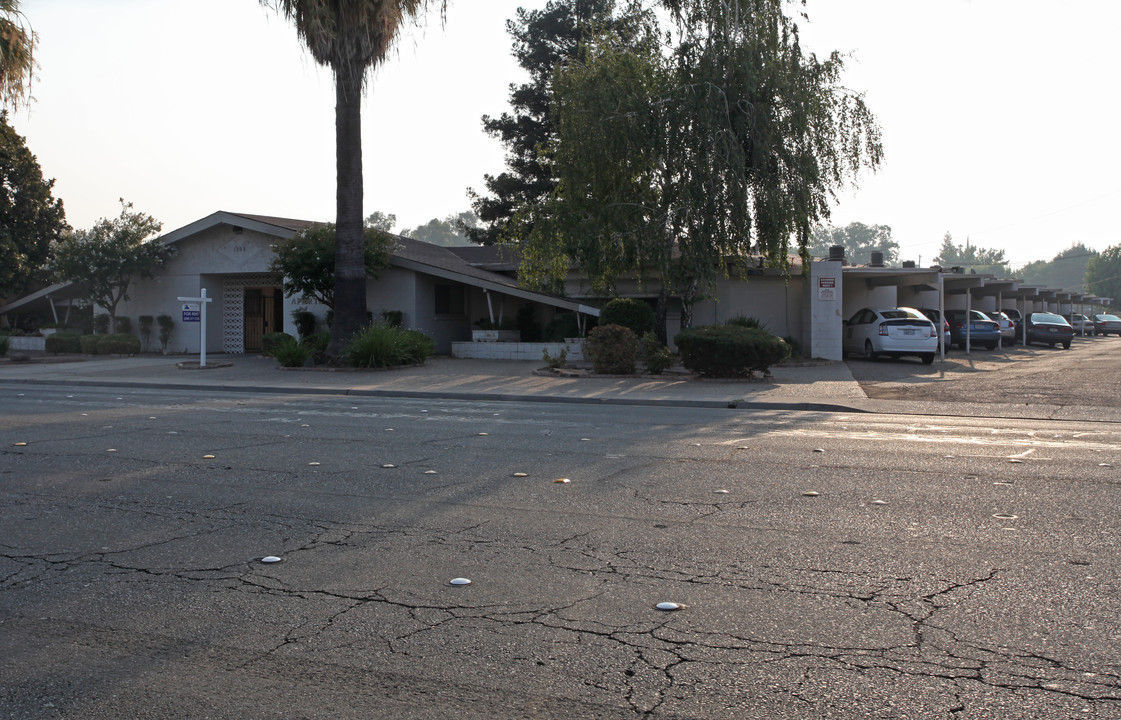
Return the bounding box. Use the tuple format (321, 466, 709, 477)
(2, 382, 1121, 718)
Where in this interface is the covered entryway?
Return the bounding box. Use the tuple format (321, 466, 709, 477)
(243, 286, 282, 352)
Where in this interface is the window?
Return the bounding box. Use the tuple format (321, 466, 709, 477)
(434, 284, 465, 316)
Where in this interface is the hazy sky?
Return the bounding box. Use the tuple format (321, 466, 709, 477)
(10, 0, 1121, 270)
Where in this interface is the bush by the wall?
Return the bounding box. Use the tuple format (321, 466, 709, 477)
(543, 313, 585, 342)
(381, 310, 403, 328)
(584, 324, 638, 374)
(138, 315, 154, 351)
(261, 332, 294, 357)
(345, 324, 435, 368)
(94, 313, 110, 334)
(115, 316, 132, 335)
(599, 298, 654, 337)
(0, 335, 9, 356)
(641, 332, 674, 375)
(291, 309, 316, 339)
(782, 335, 803, 359)
(96, 333, 142, 355)
(80, 334, 99, 354)
(725, 314, 768, 331)
(45, 332, 82, 354)
(674, 324, 790, 377)
(271, 335, 311, 368)
(157, 314, 175, 352)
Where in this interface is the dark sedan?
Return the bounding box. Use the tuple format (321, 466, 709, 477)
(1024, 312, 1075, 349)
(1092, 314, 1121, 336)
(944, 309, 1001, 350)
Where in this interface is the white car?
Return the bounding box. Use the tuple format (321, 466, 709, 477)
(843, 307, 938, 364)
(985, 310, 1016, 343)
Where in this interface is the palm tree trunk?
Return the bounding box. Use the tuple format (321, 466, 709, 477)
(326, 69, 368, 359)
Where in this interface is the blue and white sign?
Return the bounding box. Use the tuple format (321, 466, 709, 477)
(181, 303, 201, 323)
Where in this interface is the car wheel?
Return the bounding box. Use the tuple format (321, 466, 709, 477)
(921, 353, 934, 365)
(863, 340, 877, 360)
(1063, 341, 1071, 349)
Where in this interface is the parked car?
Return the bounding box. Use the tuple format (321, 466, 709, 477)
(1063, 313, 1094, 335)
(1024, 312, 1075, 349)
(843, 307, 938, 364)
(984, 310, 1016, 343)
(1002, 308, 1024, 336)
(917, 308, 953, 351)
(1092, 314, 1121, 336)
(943, 309, 1000, 350)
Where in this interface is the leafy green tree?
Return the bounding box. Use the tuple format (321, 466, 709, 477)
(403, 211, 479, 247)
(262, 0, 445, 359)
(809, 222, 899, 265)
(270, 223, 394, 308)
(1, 0, 35, 111)
(1017, 243, 1098, 291)
(933, 232, 1010, 276)
(1085, 245, 1121, 304)
(518, 0, 882, 335)
(0, 111, 67, 298)
(364, 210, 396, 232)
(468, 0, 621, 245)
(52, 201, 171, 333)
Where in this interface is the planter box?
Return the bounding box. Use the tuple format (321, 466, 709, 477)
(472, 330, 520, 342)
(452, 340, 584, 361)
(8, 336, 46, 352)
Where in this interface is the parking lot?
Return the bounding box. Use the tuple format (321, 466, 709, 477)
(847, 333, 1121, 409)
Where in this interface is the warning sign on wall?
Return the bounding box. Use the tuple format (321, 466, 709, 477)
(818, 277, 837, 301)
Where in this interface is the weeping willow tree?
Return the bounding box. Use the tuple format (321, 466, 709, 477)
(517, 0, 883, 336)
(262, 0, 444, 359)
(1, 0, 36, 110)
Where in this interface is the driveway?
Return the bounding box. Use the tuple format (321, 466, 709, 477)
(847, 335, 1121, 408)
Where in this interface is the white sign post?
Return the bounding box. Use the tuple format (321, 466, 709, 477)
(177, 288, 214, 366)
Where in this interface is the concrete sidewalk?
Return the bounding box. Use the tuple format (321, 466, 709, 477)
(3, 354, 1120, 422)
(0, 354, 867, 412)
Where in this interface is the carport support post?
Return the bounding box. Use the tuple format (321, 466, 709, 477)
(997, 291, 1003, 349)
(965, 292, 972, 353)
(938, 271, 945, 362)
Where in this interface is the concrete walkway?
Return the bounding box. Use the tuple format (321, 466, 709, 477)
(4, 354, 1120, 422)
(0, 354, 866, 412)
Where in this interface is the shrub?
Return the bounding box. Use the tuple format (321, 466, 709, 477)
(114, 316, 132, 335)
(641, 332, 674, 375)
(674, 324, 790, 377)
(157, 315, 174, 352)
(94, 313, 110, 334)
(345, 324, 435, 368)
(725, 314, 768, 332)
(96, 333, 142, 355)
(381, 310, 403, 328)
(543, 312, 589, 342)
(599, 298, 654, 337)
(0, 335, 9, 356)
(515, 304, 543, 341)
(80, 334, 100, 354)
(542, 346, 567, 369)
(782, 335, 803, 359)
(138, 315, 154, 351)
(261, 332, 295, 357)
(271, 335, 311, 368)
(584, 324, 638, 374)
(303, 331, 330, 355)
(45, 332, 82, 354)
(291, 309, 317, 339)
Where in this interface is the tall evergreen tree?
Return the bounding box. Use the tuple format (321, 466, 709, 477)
(0, 111, 67, 298)
(468, 0, 618, 245)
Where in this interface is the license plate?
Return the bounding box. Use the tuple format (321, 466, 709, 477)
(903, 329, 915, 336)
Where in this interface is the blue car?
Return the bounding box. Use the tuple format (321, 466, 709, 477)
(944, 309, 1001, 350)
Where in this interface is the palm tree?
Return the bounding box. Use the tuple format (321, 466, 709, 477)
(262, 0, 444, 359)
(1, 0, 36, 111)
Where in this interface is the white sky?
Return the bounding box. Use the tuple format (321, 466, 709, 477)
(10, 0, 1121, 270)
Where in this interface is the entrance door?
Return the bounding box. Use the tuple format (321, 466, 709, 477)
(244, 287, 281, 352)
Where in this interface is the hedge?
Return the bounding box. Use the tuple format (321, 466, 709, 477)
(674, 324, 790, 377)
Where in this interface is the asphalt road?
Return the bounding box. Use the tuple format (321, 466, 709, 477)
(2, 383, 1121, 719)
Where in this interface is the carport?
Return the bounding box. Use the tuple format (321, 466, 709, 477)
(968, 278, 1018, 350)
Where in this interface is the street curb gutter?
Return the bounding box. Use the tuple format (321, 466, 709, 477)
(0, 377, 868, 414)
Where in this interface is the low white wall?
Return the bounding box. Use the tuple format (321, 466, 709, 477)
(7, 336, 46, 352)
(451, 340, 584, 361)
